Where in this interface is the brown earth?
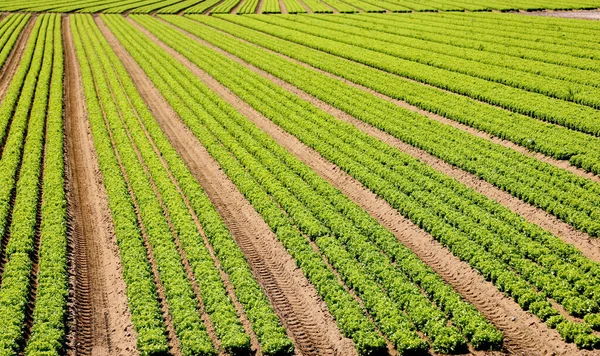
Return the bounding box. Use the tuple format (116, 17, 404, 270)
(277, 0, 288, 14)
(0, 14, 35, 100)
(526, 10, 600, 20)
(63, 16, 138, 356)
(162, 20, 599, 355)
(100, 15, 356, 356)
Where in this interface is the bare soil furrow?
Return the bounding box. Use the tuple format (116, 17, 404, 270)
(63, 16, 138, 356)
(115, 16, 355, 356)
(164, 22, 593, 356)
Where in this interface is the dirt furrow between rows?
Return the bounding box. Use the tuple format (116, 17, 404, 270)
(0, 14, 35, 100)
(95, 15, 262, 354)
(111, 16, 356, 356)
(181, 19, 600, 263)
(63, 16, 138, 356)
(162, 21, 593, 356)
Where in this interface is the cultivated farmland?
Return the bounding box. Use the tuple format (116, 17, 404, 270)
(0, 4, 600, 356)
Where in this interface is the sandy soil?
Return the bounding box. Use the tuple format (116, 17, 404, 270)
(0, 15, 35, 100)
(101, 16, 356, 356)
(165, 21, 600, 355)
(526, 10, 600, 20)
(277, 0, 288, 14)
(63, 16, 138, 356)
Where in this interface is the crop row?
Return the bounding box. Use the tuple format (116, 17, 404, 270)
(0, 14, 44, 269)
(156, 14, 600, 348)
(293, 13, 600, 107)
(291, 15, 600, 168)
(74, 14, 220, 356)
(184, 0, 223, 13)
(460, 10, 600, 32)
(156, 0, 206, 13)
(71, 14, 171, 356)
(282, 0, 307, 14)
(412, 12, 600, 55)
(82, 13, 293, 355)
(0, 14, 30, 70)
(23, 14, 67, 355)
(312, 14, 600, 95)
(361, 13, 600, 72)
(351, 14, 600, 76)
(262, 0, 281, 14)
(4, 0, 600, 13)
(146, 13, 501, 349)
(251, 15, 600, 137)
(0, 14, 57, 355)
(173, 14, 600, 309)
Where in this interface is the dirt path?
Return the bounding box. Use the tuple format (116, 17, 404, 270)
(161, 21, 600, 355)
(104, 16, 356, 356)
(277, 0, 287, 14)
(526, 10, 600, 20)
(63, 16, 138, 356)
(0, 14, 35, 101)
(180, 20, 600, 265)
(229, 0, 246, 14)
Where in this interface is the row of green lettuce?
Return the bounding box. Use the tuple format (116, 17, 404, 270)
(283, 14, 600, 108)
(0, 14, 67, 356)
(152, 14, 600, 348)
(307, 14, 600, 89)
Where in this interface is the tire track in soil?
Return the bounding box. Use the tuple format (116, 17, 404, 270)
(0, 14, 35, 100)
(184, 19, 600, 264)
(63, 16, 138, 356)
(111, 16, 356, 356)
(96, 15, 263, 354)
(163, 22, 598, 356)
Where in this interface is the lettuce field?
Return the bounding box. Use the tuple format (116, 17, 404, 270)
(0, 3, 600, 356)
